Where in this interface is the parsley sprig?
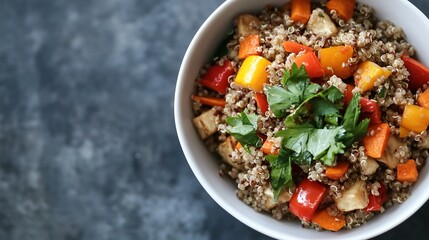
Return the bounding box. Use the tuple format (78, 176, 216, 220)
(224, 63, 369, 201)
(266, 63, 369, 200)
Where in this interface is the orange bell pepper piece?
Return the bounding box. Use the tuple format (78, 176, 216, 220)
(401, 105, 429, 133)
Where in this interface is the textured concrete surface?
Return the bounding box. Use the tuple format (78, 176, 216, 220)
(0, 0, 428, 239)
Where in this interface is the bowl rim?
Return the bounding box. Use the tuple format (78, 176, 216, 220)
(174, 0, 429, 239)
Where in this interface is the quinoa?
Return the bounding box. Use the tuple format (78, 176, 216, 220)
(191, 1, 428, 232)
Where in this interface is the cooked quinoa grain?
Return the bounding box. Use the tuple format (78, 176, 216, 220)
(191, 1, 428, 232)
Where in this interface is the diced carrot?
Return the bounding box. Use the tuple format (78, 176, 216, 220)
(363, 123, 391, 159)
(319, 45, 354, 79)
(235, 142, 242, 150)
(343, 84, 354, 106)
(401, 105, 429, 133)
(191, 95, 226, 107)
(255, 92, 269, 114)
(399, 126, 410, 138)
(261, 141, 279, 155)
(417, 88, 429, 109)
(397, 159, 418, 183)
(325, 161, 349, 180)
(290, 0, 311, 24)
(238, 34, 261, 59)
(326, 0, 356, 21)
(282, 41, 313, 54)
(294, 51, 325, 79)
(311, 208, 346, 232)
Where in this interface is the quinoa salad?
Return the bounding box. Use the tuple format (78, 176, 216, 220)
(190, 0, 429, 231)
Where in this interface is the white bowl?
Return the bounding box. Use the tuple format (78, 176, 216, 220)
(175, 0, 429, 239)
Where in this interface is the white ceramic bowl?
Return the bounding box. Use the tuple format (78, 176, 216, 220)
(175, 1, 429, 239)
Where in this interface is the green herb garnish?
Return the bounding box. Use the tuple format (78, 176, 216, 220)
(266, 64, 320, 118)
(264, 64, 369, 200)
(226, 112, 262, 148)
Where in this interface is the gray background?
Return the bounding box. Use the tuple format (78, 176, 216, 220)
(0, 0, 428, 239)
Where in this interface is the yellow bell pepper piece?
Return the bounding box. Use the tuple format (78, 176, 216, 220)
(235, 56, 271, 92)
(399, 126, 410, 138)
(417, 88, 429, 110)
(319, 45, 353, 79)
(401, 105, 429, 133)
(354, 61, 391, 93)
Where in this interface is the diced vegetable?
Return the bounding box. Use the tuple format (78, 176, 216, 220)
(325, 161, 349, 180)
(199, 60, 234, 94)
(294, 51, 325, 79)
(362, 157, 379, 175)
(319, 45, 354, 79)
(378, 136, 401, 169)
(191, 95, 226, 107)
(399, 126, 410, 138)
(311, 208, 346, 232)
(343, 84, 354, 106)
(354, 61, 391, 93)
(401, 55, 429, 91)
(263, 187, 293, 210)
(326, 0, 356, 21)
(235, 142, 242, 150)
(335, 180, 369, 212)
(218, 137, 244, 170)
(235, 56, 271, 92)
(192, 108, 219, 139)
(401, 105, 429, 133)
(397, 159, 418, 183)
(282, 41, 313, 54)
(261, 140, 280, 155)
(363, 123, 391, 159)
(306, 8, 338, 38)
(360, 97, 381, 124)
(254, 92, 269, 114)
(289, 179, 327, 222)
(238, 34, 261, 59)
(417, 88, 429, 109)
(236, 14, 261, 38)
(290, 0, 311, 24)
(365, 182, 388, 212)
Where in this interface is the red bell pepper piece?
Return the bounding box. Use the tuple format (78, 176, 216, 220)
(294, 51, 325, 79)
(360, 97, 381, 124)
(343, 84, 354, 106)
(254, 92, 269, 114)
(199, 60, 234, 94)
(289, 179, 327, 222)
(365, 182, 388, 212)
(401, 55, 429, 91)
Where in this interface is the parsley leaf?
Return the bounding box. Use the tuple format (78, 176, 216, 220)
(284, 86, 343, 128)
(276, 127, 346, 166)
(226, 112, 262, 148)
(266, 63, 321, 118)
(266, 149, 293, 201)
(340, 94, 370, 147)
(306, 128, 346, 166)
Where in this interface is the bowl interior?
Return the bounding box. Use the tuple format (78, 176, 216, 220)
(175, 0, 429, 239)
